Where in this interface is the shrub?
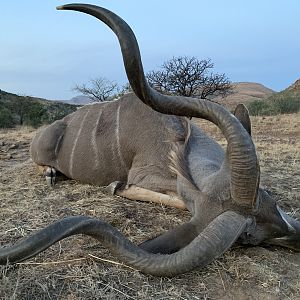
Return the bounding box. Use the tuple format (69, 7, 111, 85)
(0, 91, 77, 129)
(272, 95, 300, 114)
(248, 94, 300, 116)
(24, 103, 47, 128)
(247, 100, 274, 116)
(45, 103, 76, 123)
(0, 107, 14, 128)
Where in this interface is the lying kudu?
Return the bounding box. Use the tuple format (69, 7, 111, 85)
(0, 4, 299, 276)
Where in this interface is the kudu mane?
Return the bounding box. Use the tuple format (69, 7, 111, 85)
(168, 117, 196, 186)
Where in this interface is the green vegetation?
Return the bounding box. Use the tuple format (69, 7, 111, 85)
(0, 107, 14, 128)
(247, 100, 273, 116)
(0, 90, 77, 128)
(248, 88, 300, 116)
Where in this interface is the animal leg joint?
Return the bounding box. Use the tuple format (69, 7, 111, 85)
(104, 181, 125, 195)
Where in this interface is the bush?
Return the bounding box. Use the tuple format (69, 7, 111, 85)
(0, 91, 77, 129)
(247, 100, 274, 116)
(0, 107, 14, 128)
(45, 103, 76, 123)
(248, 94, 300, 116)
(24, 103, 47, 128)
(272, 96, 300, 114)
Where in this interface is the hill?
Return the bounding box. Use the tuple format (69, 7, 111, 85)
(287, 78, 300, 91)
(62, 95, 92, 105)
(215, 82, 275, 110)
(0, 89, 77, 128)
(247, 79, 300, 115)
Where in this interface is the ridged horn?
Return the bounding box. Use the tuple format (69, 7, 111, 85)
(57, 4, 259, 207)
(0, 212, 248, 276)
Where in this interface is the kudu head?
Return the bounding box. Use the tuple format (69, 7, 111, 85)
(175, 102, 299, 251)
(0, 4, 298, 276)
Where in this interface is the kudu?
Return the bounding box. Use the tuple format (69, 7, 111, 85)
(0, 4, 299, 276)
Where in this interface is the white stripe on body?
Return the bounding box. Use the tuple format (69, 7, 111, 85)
(69, 109, 90, 178)
(115, 103, 127, 170)
(91, 108, 103, 169)
(54, 131, 65, 168)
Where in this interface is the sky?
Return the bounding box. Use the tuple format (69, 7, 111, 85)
(1, 1, 299, 100)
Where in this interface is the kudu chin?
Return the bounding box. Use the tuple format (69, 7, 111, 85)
(0, 4, 299, 276)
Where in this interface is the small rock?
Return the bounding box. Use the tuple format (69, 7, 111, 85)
(9, 143, 19, 150)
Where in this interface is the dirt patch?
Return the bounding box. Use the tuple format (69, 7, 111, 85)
(0, 114, 299, 299)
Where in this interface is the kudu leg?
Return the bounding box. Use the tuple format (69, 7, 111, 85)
(36, 165, 57, 186)
(105, 181, 186, 209)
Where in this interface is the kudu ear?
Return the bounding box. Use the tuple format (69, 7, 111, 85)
(234, 104, 252, 136)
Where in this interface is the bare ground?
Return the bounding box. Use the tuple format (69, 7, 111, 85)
(0, 114, 299, 300)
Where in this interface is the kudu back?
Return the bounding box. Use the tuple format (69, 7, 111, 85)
(1, 4, 299, 276)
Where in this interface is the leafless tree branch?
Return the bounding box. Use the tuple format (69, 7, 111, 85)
(147, 56, 233, 101)
(73, 77, 119, 102)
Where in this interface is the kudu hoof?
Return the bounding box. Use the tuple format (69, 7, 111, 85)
(45, 167, 57, 186)
(104, 181, 124, 195)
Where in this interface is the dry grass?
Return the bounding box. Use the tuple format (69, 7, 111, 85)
(0, 114, 299, 299)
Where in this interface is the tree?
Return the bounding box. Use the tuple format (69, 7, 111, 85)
(73, 77, 119, 102)
(11, 94, 31, 125)
(25, 102, 47, 128)
(0, 107, 14, 128)
(115, 82, 132, 98)
(147, 56, 233, 100)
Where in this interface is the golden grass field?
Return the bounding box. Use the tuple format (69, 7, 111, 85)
(0, 113, 299, 299)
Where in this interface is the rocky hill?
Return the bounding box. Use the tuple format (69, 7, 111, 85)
(287, 78, 300, 91)
(0, 90, 77, 128)
(245, 79, 300, 115)
(262, 79, 300, 114)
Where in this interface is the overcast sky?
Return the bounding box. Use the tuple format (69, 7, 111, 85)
(1, 1, 299, 100)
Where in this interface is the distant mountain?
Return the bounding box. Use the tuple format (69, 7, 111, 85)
(215, 82, 275, 109)
(62, 95, 92, 105)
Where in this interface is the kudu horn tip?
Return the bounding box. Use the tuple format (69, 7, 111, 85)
(56, 5, 65, 10)
(56, 4, 74, 11)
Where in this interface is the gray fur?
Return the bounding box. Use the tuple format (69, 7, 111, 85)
(30, 120, 67, 166)
(30, 94, 189, 192)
